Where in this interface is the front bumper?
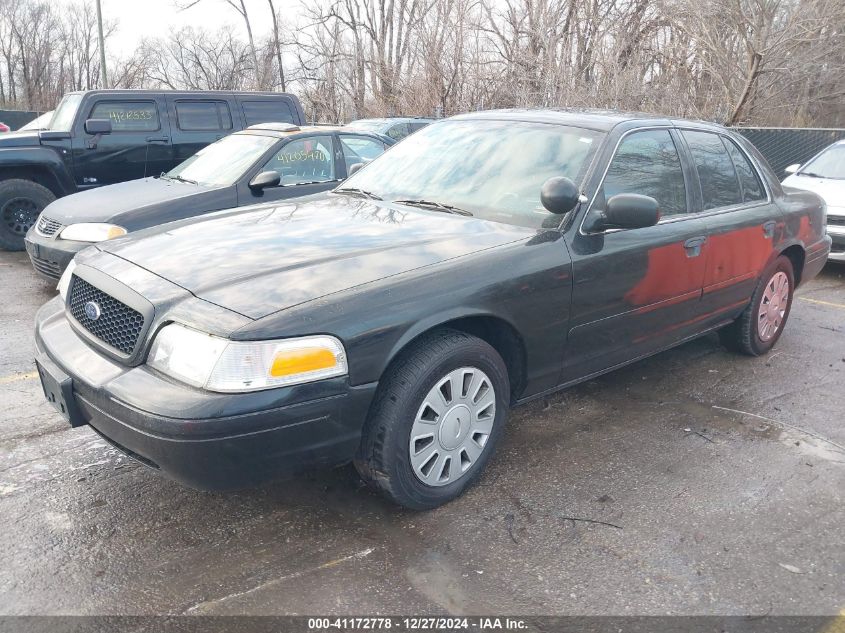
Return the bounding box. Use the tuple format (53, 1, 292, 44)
(827, 222, 845, 262)
(24, 229, 87, 280)
(35, 297, 377, 490)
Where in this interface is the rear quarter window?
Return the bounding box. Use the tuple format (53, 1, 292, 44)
(723, 137, 766, 202)
(242, 100, 294, 126)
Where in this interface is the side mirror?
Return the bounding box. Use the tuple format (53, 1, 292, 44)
(84, 119, 112, 135)
(602, 193, 660, 230)
(784, 163, 800, 175)
(540, 176, 580, 214)
(249, 170, 281, 191)
(348, 162, 364, 177)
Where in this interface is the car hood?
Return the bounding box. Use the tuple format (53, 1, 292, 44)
(782, 174, 845, 210)
(41, 177, 224, 226)
(0, 130, 41, 147)
(100, 196, 533, 319)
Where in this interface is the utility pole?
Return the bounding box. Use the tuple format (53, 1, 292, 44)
(96, 0, 108, 87)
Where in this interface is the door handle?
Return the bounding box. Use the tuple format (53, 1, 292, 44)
(145, 136, 169, 144)
(683, 236, 706, 258)
(762, 220, 776, 239)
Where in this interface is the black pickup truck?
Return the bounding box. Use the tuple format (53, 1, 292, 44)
(0, 89, 306, 250)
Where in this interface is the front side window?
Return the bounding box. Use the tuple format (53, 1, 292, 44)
(339, 135, 387, 171)
(261, 135, 335, 186)
(176, 101, 232, 131)
(723, 138, 765, 202)
(597, 129, 687, 217)
(242, 100, 294, 126)
(799, 143, 845, 179)
(166, 133, 277, 186)
(89, 101, 159, 132)
(343, 119, 603, 229)
(683, 130, 742, 210)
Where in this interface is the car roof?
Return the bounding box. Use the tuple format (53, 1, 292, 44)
(234, 123, 393, 142)
(64, 89, 298, 99)
(449, 108, 723, 133)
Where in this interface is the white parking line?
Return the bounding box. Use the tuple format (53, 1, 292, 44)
(799, 297, 845, 310)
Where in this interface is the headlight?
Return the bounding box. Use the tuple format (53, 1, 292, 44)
(60, 223, 127, 242)
(147, 323, 348, 392)
(57, 260, 76, 299)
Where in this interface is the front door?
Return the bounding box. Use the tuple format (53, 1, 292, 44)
(562, 128, 708, 383)
(72, 97, 172, 188)
(238, 134, 343, 204)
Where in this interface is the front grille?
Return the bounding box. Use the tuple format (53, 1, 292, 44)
(827, 216, 845, 227)
(36, 216, 63, 237)
(30, 255, 62, 279)
(68, 276, 145, 355)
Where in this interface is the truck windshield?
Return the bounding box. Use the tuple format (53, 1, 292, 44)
(49, 94, 83, 131)
(166, 134, 278, 187)
(800, 143, 845, 179)
(340, 119, 603, 228)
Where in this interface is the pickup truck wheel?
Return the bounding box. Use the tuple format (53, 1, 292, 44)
(355, 329, 510, 510)
(0, 179, 56, 251)
(719, 255, 794, 356)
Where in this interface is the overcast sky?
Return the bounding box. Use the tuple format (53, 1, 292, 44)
(55, 0, 298, 56)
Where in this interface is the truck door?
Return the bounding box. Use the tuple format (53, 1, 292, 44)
(71, 96, 172, 188)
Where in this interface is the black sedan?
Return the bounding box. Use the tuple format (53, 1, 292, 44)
(34, 110, 830, 509)
(24, 123, 394, 280)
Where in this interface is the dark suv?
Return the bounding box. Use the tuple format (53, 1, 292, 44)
(0, 89, 306, 250)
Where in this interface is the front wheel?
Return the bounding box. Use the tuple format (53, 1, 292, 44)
(355, 329, 510, 510)
(719, 255, 795, 356)
(0, 179, 56, 251)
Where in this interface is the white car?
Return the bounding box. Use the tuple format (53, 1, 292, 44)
(782, 139, 845, 262)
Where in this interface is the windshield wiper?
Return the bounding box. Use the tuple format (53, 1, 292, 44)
(393, 199, 473, 216)
(168, 174, 198, 185)
(797, 171, 825, 178)
(334, 187, 383, 200)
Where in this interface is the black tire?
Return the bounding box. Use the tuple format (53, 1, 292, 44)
(719, 255, 795, 356)
(355, 329, 510, 510)
(0, 179, 56, 251)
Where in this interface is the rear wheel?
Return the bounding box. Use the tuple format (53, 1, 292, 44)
(355, 329, 510, 510)
(719, 255, 794, 356)
(0, 179, 56, 251)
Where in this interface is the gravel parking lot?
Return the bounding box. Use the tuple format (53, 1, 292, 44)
(1, 250, 843, 616)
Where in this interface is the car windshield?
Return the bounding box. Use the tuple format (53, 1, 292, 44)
(800, 143, 845, 179)
(49, 94, 83, 131)
(166, 133, 278, 186)
(341, 119, 602, 228)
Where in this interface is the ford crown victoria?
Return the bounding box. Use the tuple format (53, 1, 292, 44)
(34, 110, 830, 509)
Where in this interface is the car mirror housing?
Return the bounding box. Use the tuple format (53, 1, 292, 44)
(603, 193, 660, 230)
(84, 119, 112, 135)
(540, 177, 580, 214)
(249, 170, 281, 191)
(784, 163, 800, 175)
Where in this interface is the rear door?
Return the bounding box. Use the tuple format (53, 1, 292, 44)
(166, 97, 236, 170)
(679, 129, 779, 324)
(563, 127, 709, 382)
(72, 96, 171, 188)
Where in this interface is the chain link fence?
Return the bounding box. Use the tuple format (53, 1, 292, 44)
(734, 127, 845, 179)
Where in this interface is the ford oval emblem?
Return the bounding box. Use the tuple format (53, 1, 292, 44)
(84, 301, 102, 321)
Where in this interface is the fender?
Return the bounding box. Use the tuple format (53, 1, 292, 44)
(0, 147, 76, 195)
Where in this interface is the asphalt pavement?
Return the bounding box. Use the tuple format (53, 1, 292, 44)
(1, 250, 843, 616)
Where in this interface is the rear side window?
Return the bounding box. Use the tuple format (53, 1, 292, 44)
(242, 100, 294, 126)
(723, 138, 765, 202)
(682, 130, 742, 210)
(176, 101, 233, 131)
(89, 101, 159, 131)
(386, 122, 410, 140)
(599, 129, 687, 217)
